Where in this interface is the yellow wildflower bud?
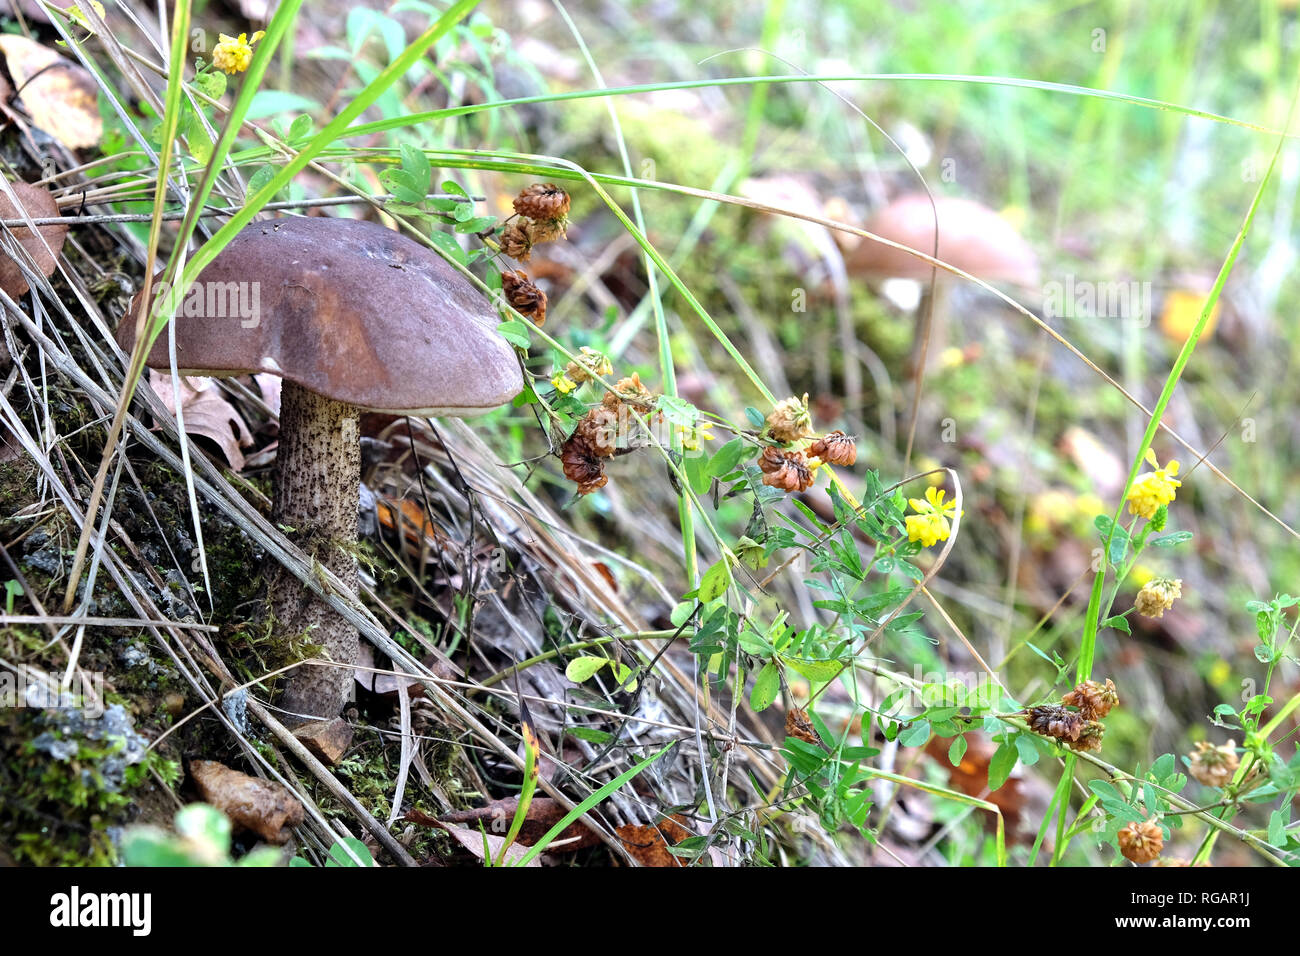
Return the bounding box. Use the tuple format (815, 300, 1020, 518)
(1126, 459, 1182, 520)
(212, 33, 255, 75)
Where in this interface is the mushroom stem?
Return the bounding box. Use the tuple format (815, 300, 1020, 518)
(269, 380, 361, 723)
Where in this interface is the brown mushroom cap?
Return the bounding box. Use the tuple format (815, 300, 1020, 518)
(846, 193, 1039, 287)
(116, 216, 522, 415)
(0, 182, 69, 297)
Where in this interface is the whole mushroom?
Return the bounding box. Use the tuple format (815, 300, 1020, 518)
(117, 217, 522, 750)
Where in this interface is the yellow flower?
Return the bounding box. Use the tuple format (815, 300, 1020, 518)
(677, 421, 715, 452)
(550, 374, 576, 394)
(212, 33, 255, 74)
(906, 512, 950, 547)
(1126, 459, 1181, 520)
(909, 486, 959, 521)
(906, 486, 962, 548)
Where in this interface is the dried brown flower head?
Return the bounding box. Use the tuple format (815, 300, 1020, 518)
(1062, 678, 1120, 720)
(1118, 817, 1164, 864)
(764, 394, 814, 443)
(560, 433, 607, 495)
(757, 445, 784, 475)
(527, 215, 568, 244)
(785, 708, 819, 744)
(500, 269, 547, 326)
(1135, 577, 1183, 618)
(564, 347, 613, 385)
(809, 430, 857, 466)
(499, 222, 534, 261)
(1066, 720, 1106, 752)
(601, 372, 655, 409)
(1188, 740, 1239, 789)
(575, 406, 620, 458)
(513, 183, 571, 221)
(1025, 703, 1084, 742)
(758, 448, 814, 493)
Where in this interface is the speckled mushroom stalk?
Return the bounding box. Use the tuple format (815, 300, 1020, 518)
(268, 384, 362, 723)
(116, 217, 523, 733)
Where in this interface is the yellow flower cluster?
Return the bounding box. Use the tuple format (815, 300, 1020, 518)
(677, 421, 715, 452)
(905, 486, 961, 548)
(212, 31, 264, 75)
(1126, 458, 1181, 519)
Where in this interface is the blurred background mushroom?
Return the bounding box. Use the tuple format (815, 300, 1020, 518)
(846, 193, 1040, 377)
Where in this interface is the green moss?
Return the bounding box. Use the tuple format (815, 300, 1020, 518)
(0, 706, 181, 866)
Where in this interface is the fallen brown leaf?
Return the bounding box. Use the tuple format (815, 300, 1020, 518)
(615, 815, 696, 867)
(924, 734, 1027, 837)
(0, 33, 102, 149)
(418, 818, 539, 867)
(435, 797, 602, 852)
(189, 759, 304, 844)
(0, 182, 68, 297)
(148, 372, 253, 470)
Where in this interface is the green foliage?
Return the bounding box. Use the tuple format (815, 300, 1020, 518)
(291, 837, 378, 868)
(124, 804, 283, 867)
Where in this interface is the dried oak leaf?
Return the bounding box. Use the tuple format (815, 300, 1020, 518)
(616, 815, 695, 867)
(0, 182, 68, 297)
(189, 759, 304, 844)
(148, 372, 254, 471)
(0, 34, 102, 148)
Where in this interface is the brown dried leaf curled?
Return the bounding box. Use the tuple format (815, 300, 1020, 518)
(785, 707, 819, 744)
(615, 816, 694, 867)
(148, 372, 254, 471)
(189, 759, 304, 844)
(0, 181, 68, 297)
